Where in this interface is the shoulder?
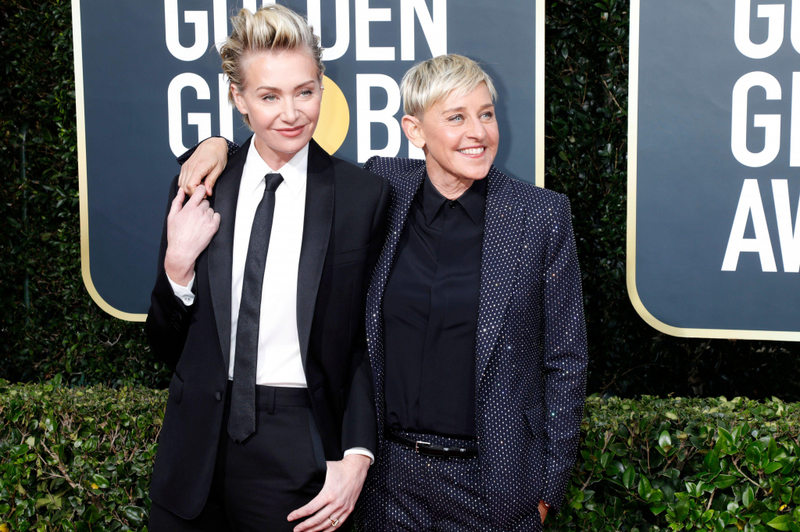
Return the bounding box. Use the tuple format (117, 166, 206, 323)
(363, 156, 425, 181)
(329, 155, 389, 209)
(331, 155, 386, 188)
(488, 168, 572, 232)
(493, 169, 569, 209)
(506, 172, 564, 201)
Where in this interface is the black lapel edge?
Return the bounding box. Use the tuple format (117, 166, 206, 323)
(208, 136, 251, 371)
(296, 140, 335, 369)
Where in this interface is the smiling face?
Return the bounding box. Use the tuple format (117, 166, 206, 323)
(231, 49, 322, 170)
(403, 82, 499, 197)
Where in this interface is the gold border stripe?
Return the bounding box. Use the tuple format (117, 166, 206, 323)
(625, 0, 800, 341)
(73, 0, 146, 322)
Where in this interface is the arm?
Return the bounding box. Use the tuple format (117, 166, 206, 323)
(341, 175, 389, 454)
(177, 137, 238, 196)
(288, 176, 390, 532)
(540, 194, 588, 512)
(145, 182, 220, 369)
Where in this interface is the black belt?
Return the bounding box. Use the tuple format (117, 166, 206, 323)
(386, 431, 479, 459)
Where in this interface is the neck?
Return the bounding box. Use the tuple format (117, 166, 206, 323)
(426, 168, 474, 200)
(253, 136, 297, 171)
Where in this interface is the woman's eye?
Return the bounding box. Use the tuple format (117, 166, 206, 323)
(300, 89, 313, 97)
(448, 115, 463, 122)
(262, 94, 277, 101)
(481, 111, 494, 120)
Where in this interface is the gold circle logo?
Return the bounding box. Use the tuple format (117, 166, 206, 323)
(313, 75, 350, 155)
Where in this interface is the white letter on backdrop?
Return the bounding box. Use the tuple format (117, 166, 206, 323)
(168, 73, 212, 156)
(734, 0, 784, 59)
(771, 179, 800, 272)
(308, 0, 351, 61)
(165, 0, 209, 62)
(400, 0, 447, 60)
(356, 0, 395, 60)
(722, 179, 777, 272)
(356, 74, 401, 161)
(731, 71, 782, 168)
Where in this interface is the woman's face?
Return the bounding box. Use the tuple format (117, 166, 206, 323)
(411, 82, 499, 189)
(231, 49, 322, 169)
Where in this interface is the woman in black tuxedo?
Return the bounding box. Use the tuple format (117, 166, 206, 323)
(146, 6, 388, 531)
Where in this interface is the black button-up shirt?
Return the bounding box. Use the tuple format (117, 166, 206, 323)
(383, 175, 486, 439)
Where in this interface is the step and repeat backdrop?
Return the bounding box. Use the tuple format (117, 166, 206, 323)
(629, 0, 800, 340)
(72, 0, 544, 320)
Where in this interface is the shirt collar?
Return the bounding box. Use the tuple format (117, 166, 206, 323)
(243, 139, 308, 198)
(421, 174, 487, 226)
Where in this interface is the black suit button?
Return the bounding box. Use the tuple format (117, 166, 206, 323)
(215, 391, 222, 402)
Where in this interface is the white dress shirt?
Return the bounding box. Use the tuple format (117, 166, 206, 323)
(168, 140, 373, 462)
(171, 141, 308, 386)
(229, 141, 308, 387)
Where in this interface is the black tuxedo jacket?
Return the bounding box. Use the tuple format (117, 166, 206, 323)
(146, 138, 390, 520)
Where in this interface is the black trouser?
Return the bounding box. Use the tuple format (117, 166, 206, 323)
(150, 383, 328, 532)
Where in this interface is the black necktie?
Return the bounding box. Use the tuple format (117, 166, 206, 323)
(228, 172, 284, 443)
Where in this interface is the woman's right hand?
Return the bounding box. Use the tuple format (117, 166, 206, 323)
(178, 137, 230, 197)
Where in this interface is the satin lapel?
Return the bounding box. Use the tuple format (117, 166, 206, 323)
(208, 137, 250, 370)
(296, 140, 334, 368)
(475, 167, 524, 388)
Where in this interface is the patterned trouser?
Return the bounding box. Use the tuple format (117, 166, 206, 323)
(355, 430, 543, 532)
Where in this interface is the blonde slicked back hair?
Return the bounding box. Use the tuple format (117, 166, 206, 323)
(220, 5, 324, 127)
(401, 54, 497, 117)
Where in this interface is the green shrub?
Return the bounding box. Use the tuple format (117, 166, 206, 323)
(1, 383, 798, 531)
(0, 381, 162, 531)
(552, 395, 800, 531)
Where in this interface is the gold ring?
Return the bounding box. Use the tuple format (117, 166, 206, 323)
(329, 517, 339, 527)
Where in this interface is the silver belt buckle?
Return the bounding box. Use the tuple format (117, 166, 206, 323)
(415, 440, 431, 453)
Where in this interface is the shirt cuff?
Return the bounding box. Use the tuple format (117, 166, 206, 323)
(167, 272, 196, 306)
(344, 447, 375, 465)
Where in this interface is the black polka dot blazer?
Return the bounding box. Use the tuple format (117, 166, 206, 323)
(361, 156, 588, 527)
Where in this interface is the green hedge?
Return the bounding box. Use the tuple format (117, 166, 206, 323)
(1, 382, 798, 531)
(0, 381, 161, 531)
(2, 0, 799, 398)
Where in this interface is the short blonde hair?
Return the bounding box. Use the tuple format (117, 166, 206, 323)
(220, 5, 324, 126)
(400, 54, 497, 117)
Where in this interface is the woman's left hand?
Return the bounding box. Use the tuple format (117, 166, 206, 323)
(287, 454, 371, 531)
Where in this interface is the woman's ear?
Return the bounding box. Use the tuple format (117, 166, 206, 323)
(230, 85, 248, 116)
(401, 115, 425, 149)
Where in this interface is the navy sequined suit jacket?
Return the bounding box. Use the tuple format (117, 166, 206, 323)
(360, 156, 588, 528)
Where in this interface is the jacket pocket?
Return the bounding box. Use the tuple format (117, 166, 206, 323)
(524, 403, 546, 438)
(324, 245, 369, 267)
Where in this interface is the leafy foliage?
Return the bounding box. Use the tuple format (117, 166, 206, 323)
(2, 384, 798, 531)
(550, 395, 800, 531)
(0, 380, 161, 531)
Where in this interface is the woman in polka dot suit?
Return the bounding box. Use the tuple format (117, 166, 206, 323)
(181, 54, 587, 532)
